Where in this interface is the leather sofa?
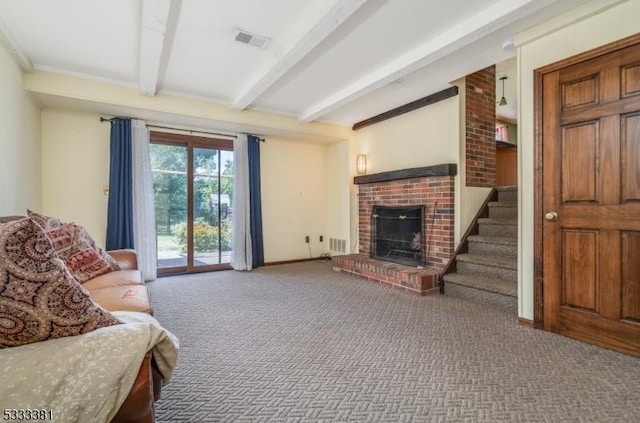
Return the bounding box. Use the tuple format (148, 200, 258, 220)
(84, 249, 153, 316)
(0, 215, 161, 423)
(87, 249, 162, 423)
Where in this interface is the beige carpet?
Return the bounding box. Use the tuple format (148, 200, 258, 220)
(148, 261, 640, 422)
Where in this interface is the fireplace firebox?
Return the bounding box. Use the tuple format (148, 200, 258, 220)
(371, 205, 425, 267)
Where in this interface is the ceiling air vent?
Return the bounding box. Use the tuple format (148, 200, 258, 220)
(233, 29, 270, 49)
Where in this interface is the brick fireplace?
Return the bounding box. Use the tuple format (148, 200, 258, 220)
(333, 164, 456, 295)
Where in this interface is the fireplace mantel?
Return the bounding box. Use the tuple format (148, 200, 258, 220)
(353, 163, 456, 185)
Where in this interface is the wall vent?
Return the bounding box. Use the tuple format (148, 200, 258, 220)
(233, 29, 270, 49)
(330, 238, 346, 254)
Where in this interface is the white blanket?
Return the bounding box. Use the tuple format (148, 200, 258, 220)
(0, 312, 179, 423)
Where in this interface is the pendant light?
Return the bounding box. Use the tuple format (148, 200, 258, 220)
(498, 76, 508, 106)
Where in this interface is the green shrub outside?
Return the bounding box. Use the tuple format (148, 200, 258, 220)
(172, 219, 232, 253)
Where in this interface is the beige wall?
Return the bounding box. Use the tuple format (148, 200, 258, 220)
(351, 84, 490, 248)
(27, 71, 354, 260)
(40, 109, 110, 246)
(353, 96, 460, 174)
(24, 71, 351, 144)
(326, 140, 351, 253)
(0, 42, 41, 215)
(516, 0, 640, 320)
(261, 138, 329, 262)
(39, 109, 338, 261)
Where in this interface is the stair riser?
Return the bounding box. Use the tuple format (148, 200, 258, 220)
(498, 189, 518, 202)
(442, 273, 517, 297)
(456, 261, 517, 283)
(444, 284, 517, 314)
(479, 223, 517, 238)
(488, 206, 517, 219)
(468, 241, 518, 260)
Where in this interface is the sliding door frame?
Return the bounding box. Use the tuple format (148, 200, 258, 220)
(151, 131, 233, 275)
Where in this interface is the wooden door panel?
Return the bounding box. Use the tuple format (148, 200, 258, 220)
(561, 123, 598, 203)
(561, 230, 598, 312)
(598, 229, 621, 320)
(559, 42, 640, 85)
(622, 113, 640, 201)
(557, 308, 640, 356)
(554, 204, 640, 229)
(562, 75, 599, 109)
(542, 71, 562, 332)
(621, 62, 640, 98)
(540, 37, 640, 358)
(600, 115, 621, 205)
(560, 96, 640, 124)
(621, 231, 640, 323)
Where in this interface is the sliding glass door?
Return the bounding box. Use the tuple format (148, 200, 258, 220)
(150, 132, 233, 274)
(151, 143, 188, 270)
(192, 147, 234, 267)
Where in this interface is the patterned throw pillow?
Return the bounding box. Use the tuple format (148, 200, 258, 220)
(26, 209, 63, 229)
(0, 218, 121, 349)
(74, 224, 120, 272)
(64, 245, 112, 282)
(27, 211, 120, 281)
(44, 223, 120, 283)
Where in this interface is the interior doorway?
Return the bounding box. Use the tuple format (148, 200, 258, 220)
(150, 131, 234, 274)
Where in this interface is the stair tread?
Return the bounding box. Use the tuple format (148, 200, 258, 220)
(496, 186, 517, 191)
(443, 273, 517, 297)
(456, 253, 517, 269)
(468, 235, 517, 246)
(488, 201, 517, 208)
(478, 217, 517, 226)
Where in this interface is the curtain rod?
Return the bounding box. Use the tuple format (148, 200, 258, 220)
(99, 117, 265, 142)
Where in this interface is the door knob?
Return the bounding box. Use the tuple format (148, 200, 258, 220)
(545, 211, 558, 221)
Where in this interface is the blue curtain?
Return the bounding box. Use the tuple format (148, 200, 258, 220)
(106, 118, 134, 250)
(247, 135, 264, 268)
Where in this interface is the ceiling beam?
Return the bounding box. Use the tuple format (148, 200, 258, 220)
(230, 0, 369, 111)
(0, 17, 33, 72)
(352, 86, 459, 131)
(138, 0, 175, 96)
(299, 0, 553, 122)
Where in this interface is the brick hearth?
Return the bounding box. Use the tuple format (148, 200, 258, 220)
(333, 164, 456, 296)
(333, 254, 439, 296)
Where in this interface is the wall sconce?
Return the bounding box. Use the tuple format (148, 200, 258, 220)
(356, 154, 367, 175)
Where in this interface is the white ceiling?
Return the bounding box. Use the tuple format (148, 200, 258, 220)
(0, 0, 588, 127)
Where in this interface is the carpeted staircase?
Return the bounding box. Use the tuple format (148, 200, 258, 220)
(443, 186, 517, 312)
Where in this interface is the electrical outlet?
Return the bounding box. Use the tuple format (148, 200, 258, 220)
(305, 235, 310, 243)
(319, 235, 324, 242)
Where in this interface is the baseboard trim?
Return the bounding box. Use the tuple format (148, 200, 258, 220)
(517, 317, 534, 328)
(265, 257, 321, 266)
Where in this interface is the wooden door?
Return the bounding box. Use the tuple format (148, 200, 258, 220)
(541, 41, 640, 357)
(496, 145, 517, 187)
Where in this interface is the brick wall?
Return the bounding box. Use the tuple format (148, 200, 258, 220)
(358, 176, 454, 271)
(466, 65, 496, 187)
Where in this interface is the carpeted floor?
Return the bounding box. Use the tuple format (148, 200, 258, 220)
(148, 261, 640, 422)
